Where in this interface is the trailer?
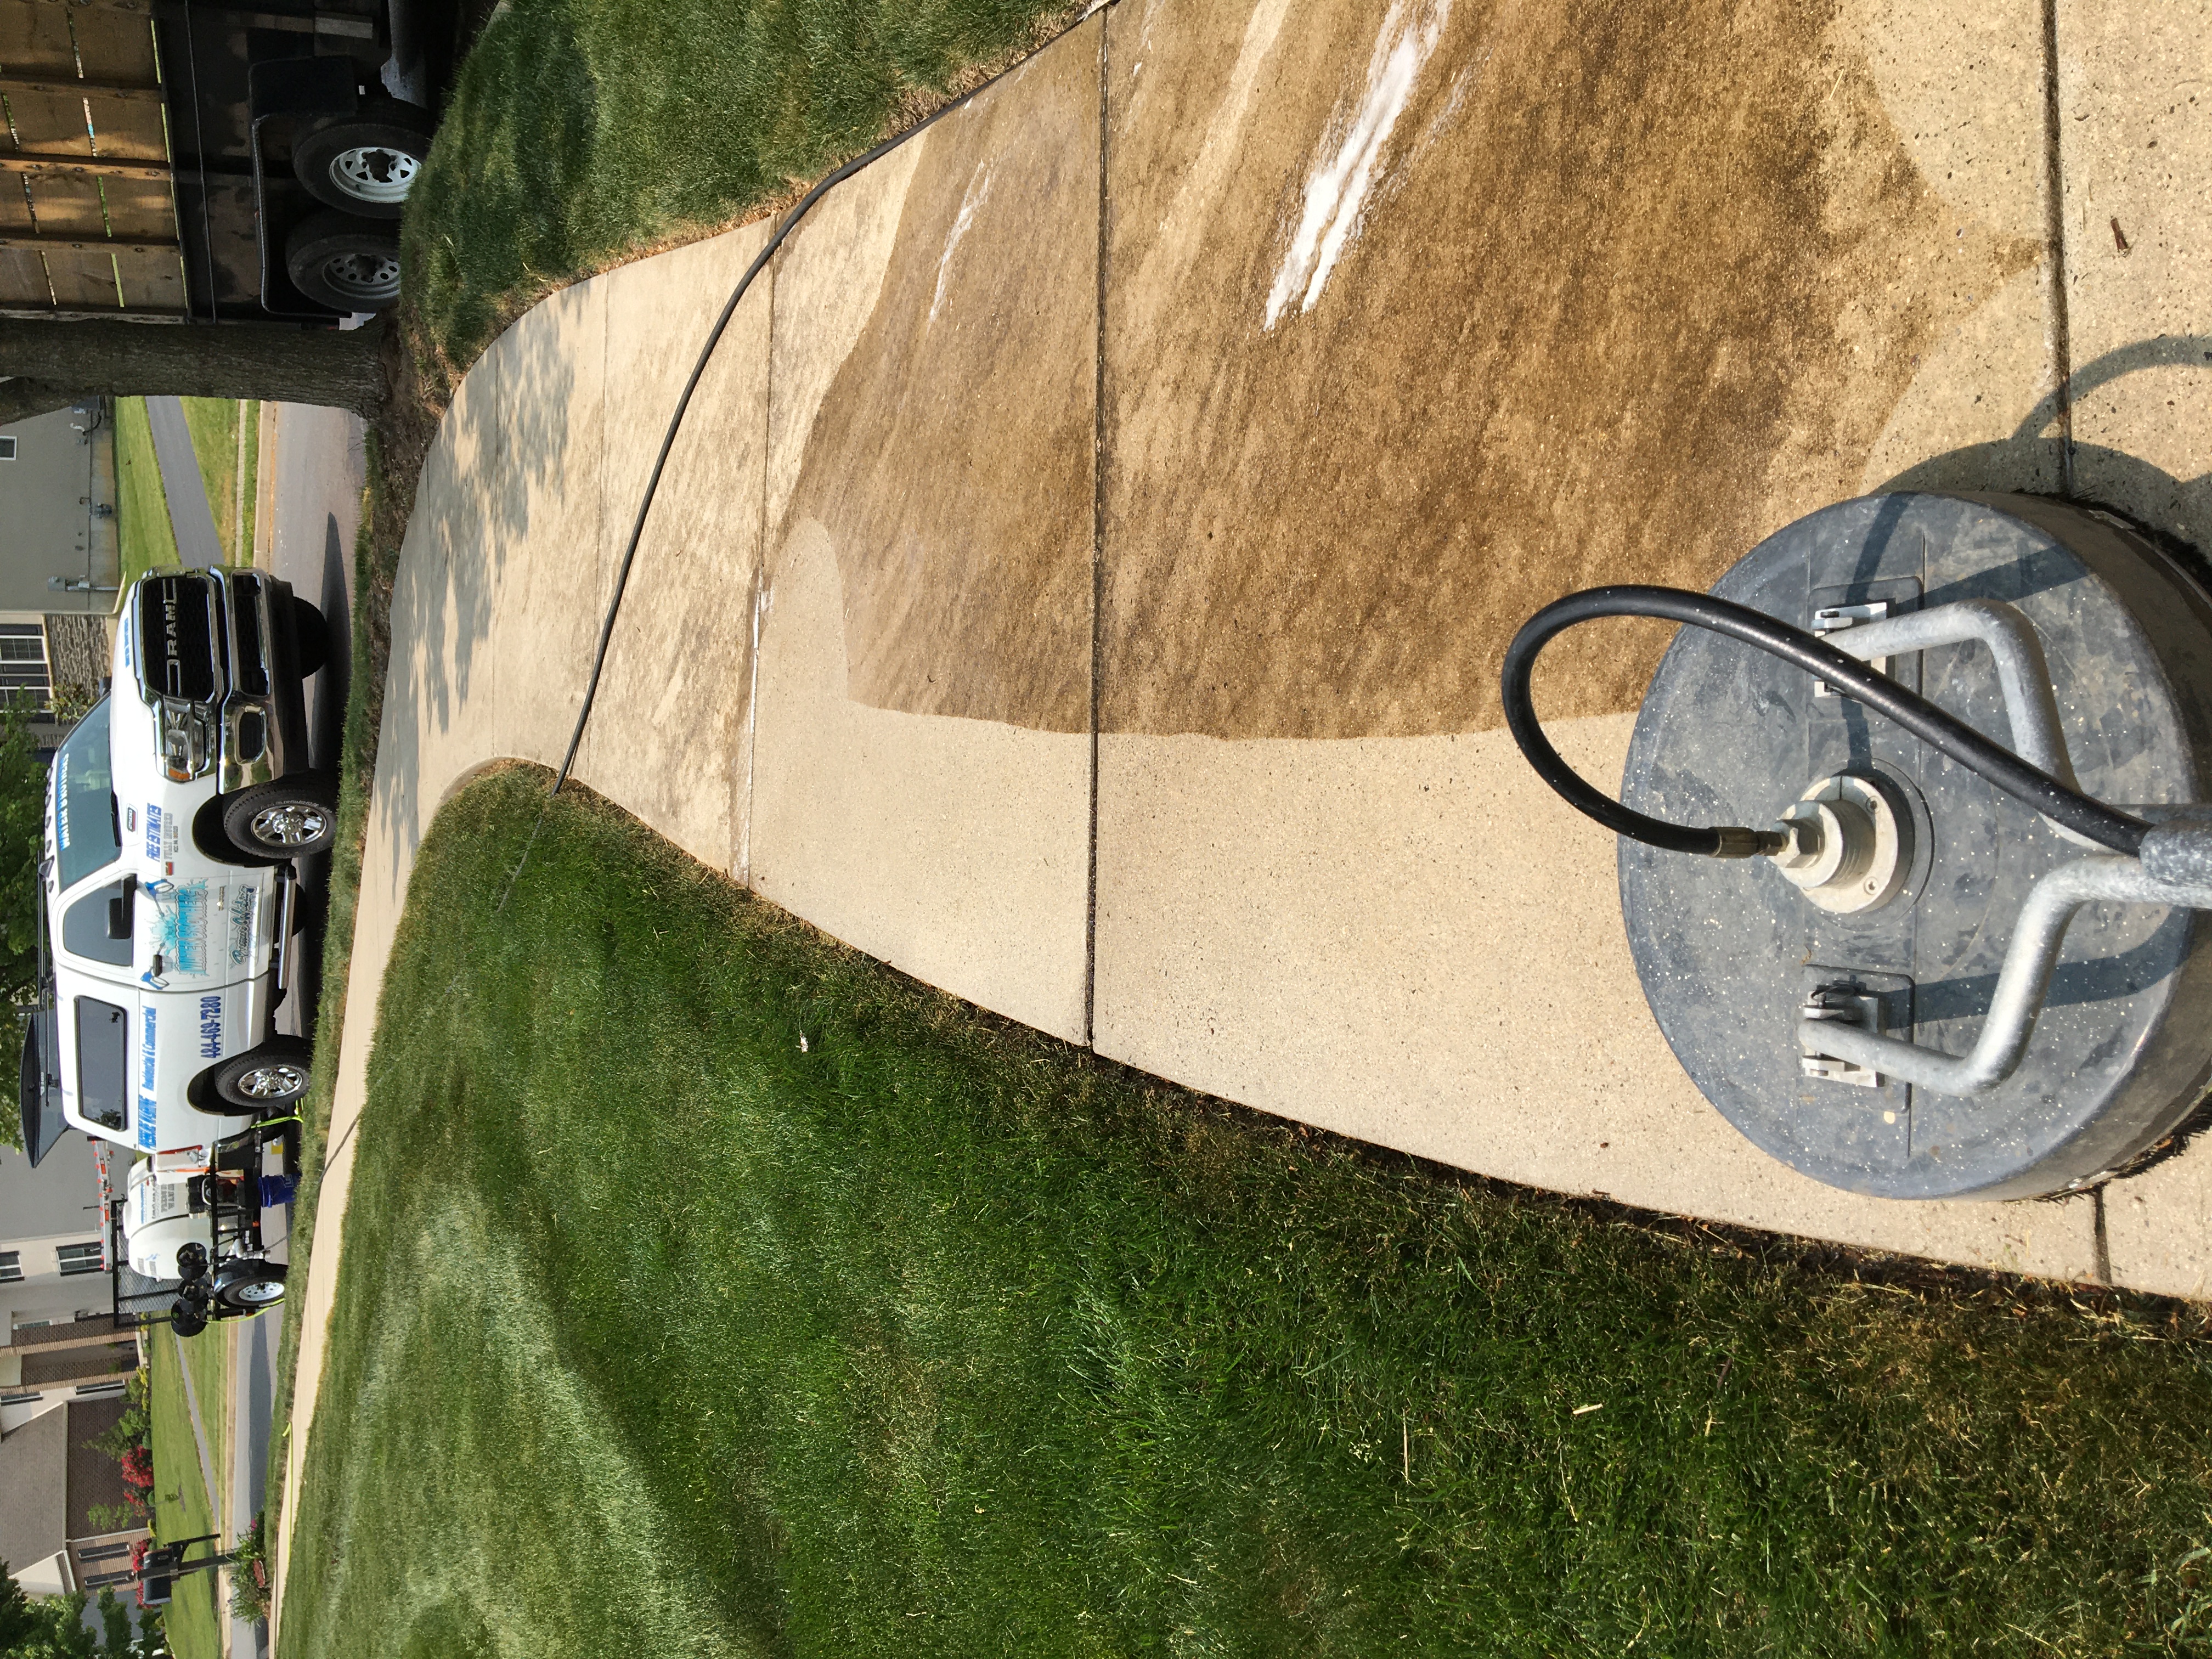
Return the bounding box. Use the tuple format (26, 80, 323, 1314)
(0, 0, 450, 323)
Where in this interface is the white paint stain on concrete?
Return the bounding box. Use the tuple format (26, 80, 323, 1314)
(1265, 0, 1452, 329)
(932, 163, 994, 324)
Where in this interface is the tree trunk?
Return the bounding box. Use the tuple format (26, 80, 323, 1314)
(0, 318, 386, 423)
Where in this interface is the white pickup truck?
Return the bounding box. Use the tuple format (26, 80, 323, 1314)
(40, 567, 335, 1163)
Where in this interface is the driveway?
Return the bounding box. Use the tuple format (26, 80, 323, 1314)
(272, 0, 2212, 1631)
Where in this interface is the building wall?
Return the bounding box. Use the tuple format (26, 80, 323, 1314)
(0, 403, 119, 615)
(1, 1133, 109, 1339)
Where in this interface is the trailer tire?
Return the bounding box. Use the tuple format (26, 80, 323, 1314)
(204, 1037, 313, 1112)
(284, 210, 402, 313)
(292, 98, 436, 219)
(210, 1260, 287, 1313)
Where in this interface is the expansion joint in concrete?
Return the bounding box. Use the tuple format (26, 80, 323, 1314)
(2040, 0, 2076, 497)
(1084, 7, 1111, 1051)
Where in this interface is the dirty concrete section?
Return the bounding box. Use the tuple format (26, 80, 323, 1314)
(777, 35, 1101, 733)
(1099, 0, 2039, 740)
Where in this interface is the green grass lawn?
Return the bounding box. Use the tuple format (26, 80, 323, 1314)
(402, 0, 1077, 385)
(149, 1333, 223, 1659)
(178, 397, 259, 562)
(278, 765, 2212, 1658)
(114, 396, 179, 594)
(180, 1316, 231, 1491)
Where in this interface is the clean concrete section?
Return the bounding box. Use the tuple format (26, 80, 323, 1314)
(144, 395, 224, 567)
(276, 0, 2212, 1630)
(2049, 0, 2212, 1296)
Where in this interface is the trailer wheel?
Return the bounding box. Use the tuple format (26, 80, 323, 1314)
(221, 772, 339, 860)
(211, 1260, 287, 1313)
(292, 98, 436, 219)
(205, 1036, 313, 1111)
(284, 210, 402, 313)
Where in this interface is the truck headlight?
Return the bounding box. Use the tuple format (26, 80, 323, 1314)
(160, 699, 216, 781)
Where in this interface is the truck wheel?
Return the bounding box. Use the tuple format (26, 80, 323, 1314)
(294, 597, 330, 678)
(210, 1260, 287, 1313)
(284, 210, 401, 313)
(206, 1037, 313, 1111)
(292, 98, 436, 219)
(222, 773, 338, 860)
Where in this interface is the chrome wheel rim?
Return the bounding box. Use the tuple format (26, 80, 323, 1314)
(332, 144, 420, 205)
(238, 1062, 308, 1101)
(317, 251, 401, 306)
(232, 1277, 284, 1305)
(248, 802, 330, 848)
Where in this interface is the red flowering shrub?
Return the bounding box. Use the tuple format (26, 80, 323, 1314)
(119, 1444, 154, 1491)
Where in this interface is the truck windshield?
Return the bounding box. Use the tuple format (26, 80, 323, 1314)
(53, 699, 121, 889)
(73, 996, 129, 1133)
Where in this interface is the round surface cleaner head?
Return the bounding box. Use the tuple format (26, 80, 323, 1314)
(1618, 492, 2212, 1200)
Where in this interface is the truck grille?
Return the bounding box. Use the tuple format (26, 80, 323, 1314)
(136, 575, 218, 704)
(228, 575, 268, 697)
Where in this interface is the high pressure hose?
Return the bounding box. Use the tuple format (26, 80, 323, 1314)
(1499, 585, 2151, 859)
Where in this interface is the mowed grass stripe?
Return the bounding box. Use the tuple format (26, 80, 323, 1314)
(402, 0, 1078, 385)
(280, 766, 2212, 1656)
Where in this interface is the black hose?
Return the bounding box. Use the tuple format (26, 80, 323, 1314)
(553, 53, 1046, 792)
(1499, 585, 2151, 859)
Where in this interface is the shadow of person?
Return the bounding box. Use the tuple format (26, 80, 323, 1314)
(1877, 334, 2212, 569)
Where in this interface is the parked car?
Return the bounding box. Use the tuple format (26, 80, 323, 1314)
(121, 1154, 290, 1337)
(35, 567, 333, 1162)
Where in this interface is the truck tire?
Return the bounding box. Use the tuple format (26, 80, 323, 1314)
(210, 1260, 287, 1313)
(294, 597, 330, 678)
(292, 98, 436, 219)
(205, 1036, 313, 1112)
(222, 773, 339, 860)
(284, 210, 402, 313)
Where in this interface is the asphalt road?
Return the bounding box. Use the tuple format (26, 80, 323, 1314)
(144, 397, 224, 566)
(230, 403, 361, 1659)
(266, 402, 364, 1054)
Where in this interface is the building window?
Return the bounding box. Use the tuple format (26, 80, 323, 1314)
(0, 1250, 20, 1283)
(75, 1380, 126, 1398)
(55, 1240, 104, 1276)
(78, 1542, 133, 1563)
(83, 1569, 134, 1589)
(0, 436, 16, 460)
(0, 625, 46, 696)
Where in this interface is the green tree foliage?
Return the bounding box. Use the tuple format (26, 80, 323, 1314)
(0, 1572, 164, 1659)
(0, 694, 49, 1009)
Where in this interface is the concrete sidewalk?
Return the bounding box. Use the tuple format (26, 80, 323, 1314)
(275, 0, 2212, 1632)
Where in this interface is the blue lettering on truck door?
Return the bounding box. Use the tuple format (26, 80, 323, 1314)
(138, 1008, 157, 1147)
(199, 995, 222, 1059)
